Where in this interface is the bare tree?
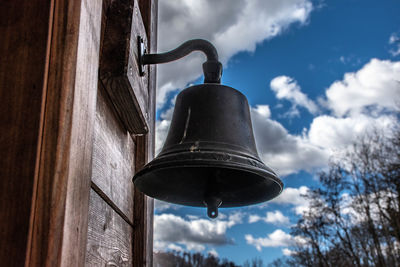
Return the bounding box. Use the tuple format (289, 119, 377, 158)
(287, 124, 400, 267)
(153, 250, 240, 267)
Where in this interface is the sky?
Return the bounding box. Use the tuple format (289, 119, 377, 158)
(152, 0, 400, 265)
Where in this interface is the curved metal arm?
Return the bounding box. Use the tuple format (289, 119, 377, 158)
(139, 37, 222, 83)
(142, 39, 218, 64)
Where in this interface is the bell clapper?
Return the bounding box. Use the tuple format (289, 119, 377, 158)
(205, 196, 222, 219)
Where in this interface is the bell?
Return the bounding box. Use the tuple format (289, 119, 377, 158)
(133, 83, 283, 218)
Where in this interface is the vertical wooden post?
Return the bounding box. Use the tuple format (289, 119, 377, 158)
(0, 1, 52, 266)
(133, 1, 157, 266)
(145, 1, 158, 266)
(28, 0, 102, 266)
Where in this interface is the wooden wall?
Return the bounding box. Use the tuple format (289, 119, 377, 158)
(0, 0, 157, 266)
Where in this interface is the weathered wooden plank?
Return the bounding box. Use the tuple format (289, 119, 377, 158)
(85, 189, 133, 266)
(0, 1, 52, 266)
(127, 0, 149, 119)
(91, 84, 136, 222)
(133, 1, 158, 266)
(29, 0, 102, 266)
(144, 1, 158, 266)
(133, 136, 148, 267)
(99, 0, 149, 134)
(138, 0, 151, 36)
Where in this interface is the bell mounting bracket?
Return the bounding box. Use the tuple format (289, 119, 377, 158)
(138, 36, 223, 83)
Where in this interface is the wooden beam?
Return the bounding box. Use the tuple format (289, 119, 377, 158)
(133, 135, 149, 267)
(145, 1, 158, 266)
(28, 0, 102, 266)
(0, 1, 52, 265)
(99, 0, 149, 135)
(133, 1, 157, 266)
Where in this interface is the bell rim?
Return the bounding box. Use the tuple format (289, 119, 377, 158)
(134, 164, 283, 208)
(133, 152, 283, 208)
(134, 161, 283, 187)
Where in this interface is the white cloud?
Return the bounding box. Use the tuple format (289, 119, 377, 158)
(157, 0, 313, 108)
(186, 214, 200, 220)
(228, 211, 245, 225)
(208, 249, 219, 258)
(155, 104, 176, 155)
(248, 210, 290, 225)
(248, 214, 261, 224)
(245, 229, 293, 251)
(302, 59, 400, 160)
(309, 58, 400, 154)
(282, 248, 296, 256)
(264, 59, 399, 174)
(154, 212, 244, 252)
(389, 33, 400, 57)
(246, 230, 308, 252)
(186, 243, 206, 252)
(308, 114, 397, 152)
(338, 55, 361, 66)
(154, 200, 182, 212)
(270, 76, 319, 115)
(155, 119, 171, 155)
(271, 186, 309, 205)
(254, 105, 271, 118)
(389, 34, 399, 44)
(167, 243, 184, 252)
(251, 108, 328, 176)
(270, 186, 310, 215)
(157, 83, 178, 109)
(325, 58, 400, 117)
(213, 0, 312, 61)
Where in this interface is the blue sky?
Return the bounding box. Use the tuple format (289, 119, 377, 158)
(153, 0, 400, 265)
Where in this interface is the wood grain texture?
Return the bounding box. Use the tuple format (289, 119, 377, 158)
(127, 0, 149, 121)
(1, 0, 156, 266)
(60, 1, 102, 265)
(0, 1, 51, 266)
(91, 84, 136, 222)
(144, 1, 158, 266)
(132, 1, 157, 265)
(138, 0, 151, 36)
(99, 0, 149, 134)
(133, 136, 148, 267)
(29, 0, 102, 266)
(85, 189, 133, 266)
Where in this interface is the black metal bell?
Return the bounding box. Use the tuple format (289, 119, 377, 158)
(133, 84, 283, 218)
